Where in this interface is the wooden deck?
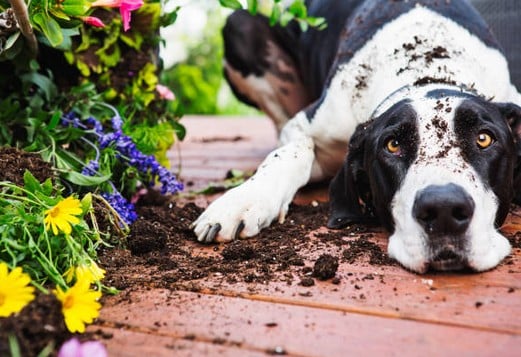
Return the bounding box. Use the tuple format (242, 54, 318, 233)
(90, 116, 521, 356)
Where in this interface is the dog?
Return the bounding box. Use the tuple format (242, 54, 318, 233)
(192, 0, 521, 273)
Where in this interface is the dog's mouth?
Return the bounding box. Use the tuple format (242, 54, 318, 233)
(429, 248, 467, 271)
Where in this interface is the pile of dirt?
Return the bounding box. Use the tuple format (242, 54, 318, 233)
(99, 200, 355, 290)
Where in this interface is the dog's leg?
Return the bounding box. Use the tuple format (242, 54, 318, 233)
(222, 10, 311, 132)
(192, 113, 316, 242)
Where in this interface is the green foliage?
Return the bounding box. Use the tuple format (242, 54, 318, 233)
(161, 5, 225, 115)
(163, 64, 218, 114)
(0, 171, 117, 290)
(124, 120, 179, 168)
(223, 0, 327, 31)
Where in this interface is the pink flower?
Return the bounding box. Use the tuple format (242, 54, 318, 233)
(156, 84, 175, 101)
(58, 338, 107, 357)
(90, 0, 143, 31)
(79, 16, 105, 28)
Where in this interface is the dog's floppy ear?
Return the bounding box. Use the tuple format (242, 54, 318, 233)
(497, 102, 521, 204)
(327, 122, 374, 229)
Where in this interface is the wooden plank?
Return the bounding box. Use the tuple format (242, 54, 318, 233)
(170, 232, 521, 334)
(96, 289, 521, 357)
(89, 326, 271, 357)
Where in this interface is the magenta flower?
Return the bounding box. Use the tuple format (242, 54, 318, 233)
(156, 84, 175, 100)
(79, 16, 105, 28)
(58, 338, 107, 357)
(90, 0, 144, 31)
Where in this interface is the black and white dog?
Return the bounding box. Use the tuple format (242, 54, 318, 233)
(192, 0, 521, 273)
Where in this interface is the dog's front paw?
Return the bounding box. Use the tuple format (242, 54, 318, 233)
(191, 182, 289, 243)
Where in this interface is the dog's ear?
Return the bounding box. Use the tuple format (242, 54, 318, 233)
(497, 102, 521, 204)
(328, 122, 374, 229)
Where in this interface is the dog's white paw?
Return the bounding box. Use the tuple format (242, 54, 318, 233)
(192, 180, 290, 243)
(192, 133, 315, 243)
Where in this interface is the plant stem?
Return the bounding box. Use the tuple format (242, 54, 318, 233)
(8, 0, 37, 57)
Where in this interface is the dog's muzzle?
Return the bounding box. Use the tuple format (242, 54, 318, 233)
(413, 183, 475, 270)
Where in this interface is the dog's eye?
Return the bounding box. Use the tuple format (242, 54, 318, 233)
(476, 131, 494, 149)
(386, 138, 401, 154)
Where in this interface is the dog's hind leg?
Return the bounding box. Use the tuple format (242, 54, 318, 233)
(222, 10, 312, 132)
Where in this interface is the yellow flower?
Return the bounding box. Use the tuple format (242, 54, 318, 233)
(44, 196, 83, 235)
(0, 262, 35, 317)
(64, 262, 106, 284)
(54, 277, 102, 333)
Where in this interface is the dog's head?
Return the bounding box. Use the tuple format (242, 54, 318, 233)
(328, 86, 521, 273)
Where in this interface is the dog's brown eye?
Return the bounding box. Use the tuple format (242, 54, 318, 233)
(386, 138, 400, 154)
(476, 132, 494, 149)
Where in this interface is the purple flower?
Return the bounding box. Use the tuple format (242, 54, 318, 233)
(102, 190, 138, 224)
(81, 160, 100, 176)
(62, 112, 184, 196)
(61, 112, 83, 129)
(85, 117, 104, 134)
(157, 167, 184, 194)
(111, 115, 123, 131)
(58, 338, 107, 357)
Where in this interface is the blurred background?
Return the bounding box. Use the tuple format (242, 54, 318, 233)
(159, 0, 260, 116)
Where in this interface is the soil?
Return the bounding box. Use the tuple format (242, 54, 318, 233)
(0, 147, 54, 185)
(312, 254, 339, 280)
(0, 292, 71, 357)
(99, 199, 381, 291)
(1, 147, 520, 355)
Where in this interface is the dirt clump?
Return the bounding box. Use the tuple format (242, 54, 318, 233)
(312, 254, 339, 280)
(342, 236, 397, 266)
(222, 241, 257, 261)
(127, 220, 168, 255)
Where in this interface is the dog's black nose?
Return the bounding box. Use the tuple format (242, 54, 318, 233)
(413, 184, 475, 236)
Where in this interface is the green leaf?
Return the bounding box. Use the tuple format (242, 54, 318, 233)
(61, 0, 91, 16)
(288, 0, 307, 18)
(63, 171, 111, 186)
(0, 32, 23, 61)
(307, 16, 327, 30)
(269, 4, 282, 26)
(8, 335, 21, 357)
(280, 12, 294, 26)
(20, 71, 57, 103)
(172, 120, 186, 141)
(247, 0, 258, 15)
(32, 13, 64, 47)
(41, 178, 54, 196)
(49, 7, 71, 21)
(36, 342, 55, 357)
(160, 7, 180, 27)
(219, 0, 243, 10)
(297, 19, 309, 32)
(48, 110, 62, 131)
(4, 31, 21, 51)
(23, 171, 42, 194)
(80, 193, 92, 214)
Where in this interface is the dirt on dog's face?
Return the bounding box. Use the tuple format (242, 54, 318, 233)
(328, 86, 520, 273)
